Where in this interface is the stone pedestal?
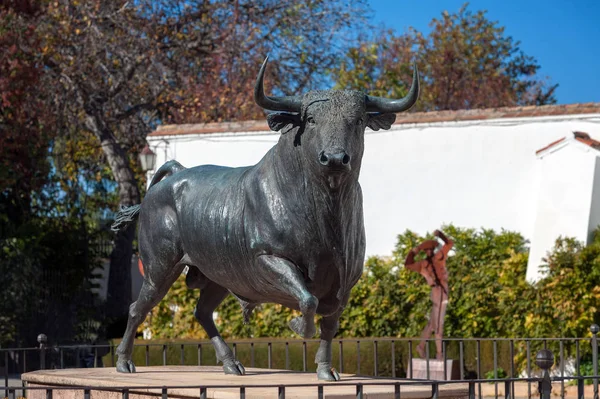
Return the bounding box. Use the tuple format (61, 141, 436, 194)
(408, 359, 460, 380)
(22, 366, 469, 399)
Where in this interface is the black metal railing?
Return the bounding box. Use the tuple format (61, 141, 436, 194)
(3, 325, 599, 399)
(7, 374, 600, 399)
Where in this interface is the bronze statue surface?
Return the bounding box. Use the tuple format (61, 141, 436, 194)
(111, 57, 419, 381)
(405, 230, 453, 360)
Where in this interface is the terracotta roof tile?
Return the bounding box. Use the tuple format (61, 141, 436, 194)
(574, 131, 600, 150)
(535, 138, 567, 155)
(149, 102, 600, 137)
(150, 120, 270, 137)
(393, 103, 600, 125)
(536, 131, 600, 155)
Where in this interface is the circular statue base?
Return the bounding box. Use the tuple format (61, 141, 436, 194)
(22, 366, 469, 399)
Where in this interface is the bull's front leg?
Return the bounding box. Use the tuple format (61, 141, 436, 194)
(315, 312, 341, 381)
(258, 255, 318, 338)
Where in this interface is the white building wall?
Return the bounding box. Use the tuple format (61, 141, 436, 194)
(527, 141, 598, 281)
(148, 114, 600, 274)
(587, 158, 600, 242)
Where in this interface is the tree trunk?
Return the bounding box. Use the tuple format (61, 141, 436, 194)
(86, 115, 141, 338)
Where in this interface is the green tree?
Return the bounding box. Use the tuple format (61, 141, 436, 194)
(0, 1, 122, 346)
(528, 236, 600, 338)
(331, 3, 558, 111)
(339, 226, 530, 338)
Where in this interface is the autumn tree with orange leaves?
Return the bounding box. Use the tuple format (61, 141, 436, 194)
(0, 2, 53, 224)
(3, 0, 371, 338)
(331, 4, 558, 111)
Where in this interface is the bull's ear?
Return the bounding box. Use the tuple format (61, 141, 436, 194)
(267, 112, 302, 134)
(367, 113, 396, 131)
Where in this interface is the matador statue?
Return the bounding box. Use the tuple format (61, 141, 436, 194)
(404, 230, 454, 360)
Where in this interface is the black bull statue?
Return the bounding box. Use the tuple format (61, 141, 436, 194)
(111, 57, 419, 381)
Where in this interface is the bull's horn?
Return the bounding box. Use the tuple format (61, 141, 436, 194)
(254, 56, 302, 112)
(365, 62, 419, 113)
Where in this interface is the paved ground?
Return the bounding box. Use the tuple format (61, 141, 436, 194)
(2, 374, 25, 397)
(22, 366, 469, 399)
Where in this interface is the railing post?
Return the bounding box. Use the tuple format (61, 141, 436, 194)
(37, 333, 47, 370)
(338, 340, 343, 373)
(356, 340, 361, 375)
(536, 349, 554, 399)
(302, 341, 307, 372)
(4, 351, 8, 399)
(268, 342, 272, 369)
(373, 340, 378, 377)
(591, 324, 599, 399)
(4, 351, 9, 398)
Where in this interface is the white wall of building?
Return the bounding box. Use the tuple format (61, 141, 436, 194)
(148, 114, 600, 279)
(527, 139, 600, 281)
(588, 158, 600, 242)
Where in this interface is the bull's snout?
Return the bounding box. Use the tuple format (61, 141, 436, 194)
(319, 150, 351, 170)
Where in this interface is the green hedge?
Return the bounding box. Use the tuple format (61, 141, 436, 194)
(103, 337, 577, 378)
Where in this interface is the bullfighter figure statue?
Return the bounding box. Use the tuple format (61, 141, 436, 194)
(405, 230, 454, 359)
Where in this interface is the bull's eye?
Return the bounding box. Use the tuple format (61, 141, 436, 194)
(307, 116, 316, 125)
(357, 118, 364, 126)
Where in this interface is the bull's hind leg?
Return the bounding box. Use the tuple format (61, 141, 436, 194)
(116, 209, 184, 373)
(258, 255, 318, 339)
(116, 264, 184, 373)
(115, 262, 183, 372)
(193, 280, 245, 375)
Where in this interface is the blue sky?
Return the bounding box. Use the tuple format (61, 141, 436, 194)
(368, 0, 600, 105)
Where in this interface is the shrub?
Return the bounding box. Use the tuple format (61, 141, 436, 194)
(485, 367, 507, 380)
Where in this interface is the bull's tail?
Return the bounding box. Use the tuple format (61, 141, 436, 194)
(111, 204, 142, 232)
(111, 160, 186, 232)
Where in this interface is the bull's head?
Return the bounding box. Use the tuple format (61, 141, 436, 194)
(255, 57, 419, 189)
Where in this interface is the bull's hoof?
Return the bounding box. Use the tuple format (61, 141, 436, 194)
(116, 359, 136, 373)
(317, 364, 341, 381)
(223, 359, 245, 376)
(289, 316, 316, 339)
